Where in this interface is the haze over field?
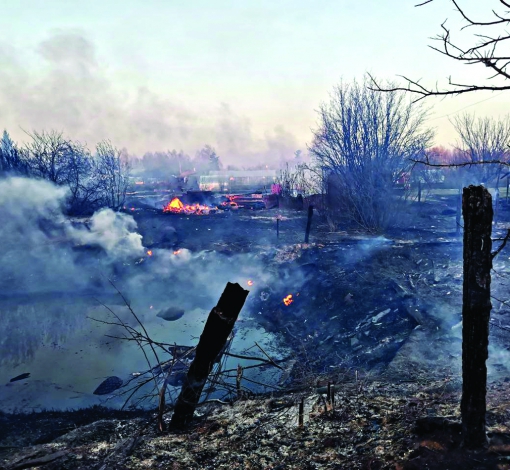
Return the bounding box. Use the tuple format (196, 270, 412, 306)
(0, 0, 507, 165)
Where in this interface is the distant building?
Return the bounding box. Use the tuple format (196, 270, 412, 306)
(199, 170, 278, 192)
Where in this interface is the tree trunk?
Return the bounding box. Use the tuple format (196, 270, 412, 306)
(170, 282, 249, 429)
(461, 185, 492, 448)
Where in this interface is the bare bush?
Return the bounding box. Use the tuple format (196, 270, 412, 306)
(309, 77, 433, 231)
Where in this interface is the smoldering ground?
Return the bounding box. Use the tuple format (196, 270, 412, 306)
(0, 177, 295, 411)
(2, 178, 510, 412)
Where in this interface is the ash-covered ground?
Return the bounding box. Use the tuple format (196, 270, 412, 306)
(2, 180, 510, 469)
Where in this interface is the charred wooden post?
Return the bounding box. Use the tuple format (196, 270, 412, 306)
(276, 217, 280, 239)
(298, 397, 304, 427)
(461, 185, 492, 449)
(304, 205, 314, 243)
(170, 282, 249, 429)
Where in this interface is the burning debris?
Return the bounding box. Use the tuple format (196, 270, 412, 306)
(283, 294, 293, 306)
(163, 197, 213, 215)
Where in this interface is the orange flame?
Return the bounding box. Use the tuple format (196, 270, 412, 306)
(163, 197, 184, 212)
(247, 280, 254, 286)
(163, 197, 211, 215)
(283, 294, 293, 306)
(147, 250, 153, 257)
(173, 249, 182, 255)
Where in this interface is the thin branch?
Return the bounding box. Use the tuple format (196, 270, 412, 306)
(492, 228, 510, 259)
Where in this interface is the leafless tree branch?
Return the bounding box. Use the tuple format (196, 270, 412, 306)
(370, 1, 510, 99)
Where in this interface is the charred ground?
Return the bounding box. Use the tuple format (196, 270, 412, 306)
(2, 193, 510, 469)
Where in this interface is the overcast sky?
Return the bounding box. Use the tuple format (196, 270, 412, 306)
(0, 0, 508, 165)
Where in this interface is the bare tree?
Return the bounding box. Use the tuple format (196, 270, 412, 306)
(24, 130, 84, 184)
(369, 0, 510, 100)
(23, 129, 101, 214)
(309, 77, 433, 231)
(451, 114, 510, 185)
(95, 140, 130, 211)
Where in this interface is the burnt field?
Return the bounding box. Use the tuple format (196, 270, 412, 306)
(4, 193, 510, 470)
(131, 193, 510, 386)
(2, 188, 510, 414)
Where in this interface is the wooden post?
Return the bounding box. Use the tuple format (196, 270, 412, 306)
(170, 282, 249, 429)
(298, 397, 304, 427)
(461, 185, 493, 448)
(276, 218, 280, 239)
(304, 205, 314, 243)
(417, 180, 422, 203)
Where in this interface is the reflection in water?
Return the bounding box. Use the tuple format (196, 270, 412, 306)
(1, 303, 85, 366)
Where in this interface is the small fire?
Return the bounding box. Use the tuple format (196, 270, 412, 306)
(173, 249, 182, 255)
(247, 280, 254, 286)
(283, 294, 293, 306)
(163, 197, 211, 215)
(164, 197, 184, 212)
(147, 250, 153, 257)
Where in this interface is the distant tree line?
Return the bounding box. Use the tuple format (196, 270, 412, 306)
(139, 144, 222, 179)
(0, 129, 130, 215)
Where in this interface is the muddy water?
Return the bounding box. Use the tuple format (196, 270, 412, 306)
(0, 299, 288, 412)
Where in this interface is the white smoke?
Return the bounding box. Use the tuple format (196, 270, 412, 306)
(67, 209, 144, 261)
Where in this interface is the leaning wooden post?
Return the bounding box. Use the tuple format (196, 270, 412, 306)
(461, 185, 493, 448)
(170, 282, 249, 429)
(304, 205, 314, 243)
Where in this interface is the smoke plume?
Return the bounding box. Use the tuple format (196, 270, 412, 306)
(0, 32, 301, 166)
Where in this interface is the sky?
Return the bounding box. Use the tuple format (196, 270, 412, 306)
(0, 0, 509, 165)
